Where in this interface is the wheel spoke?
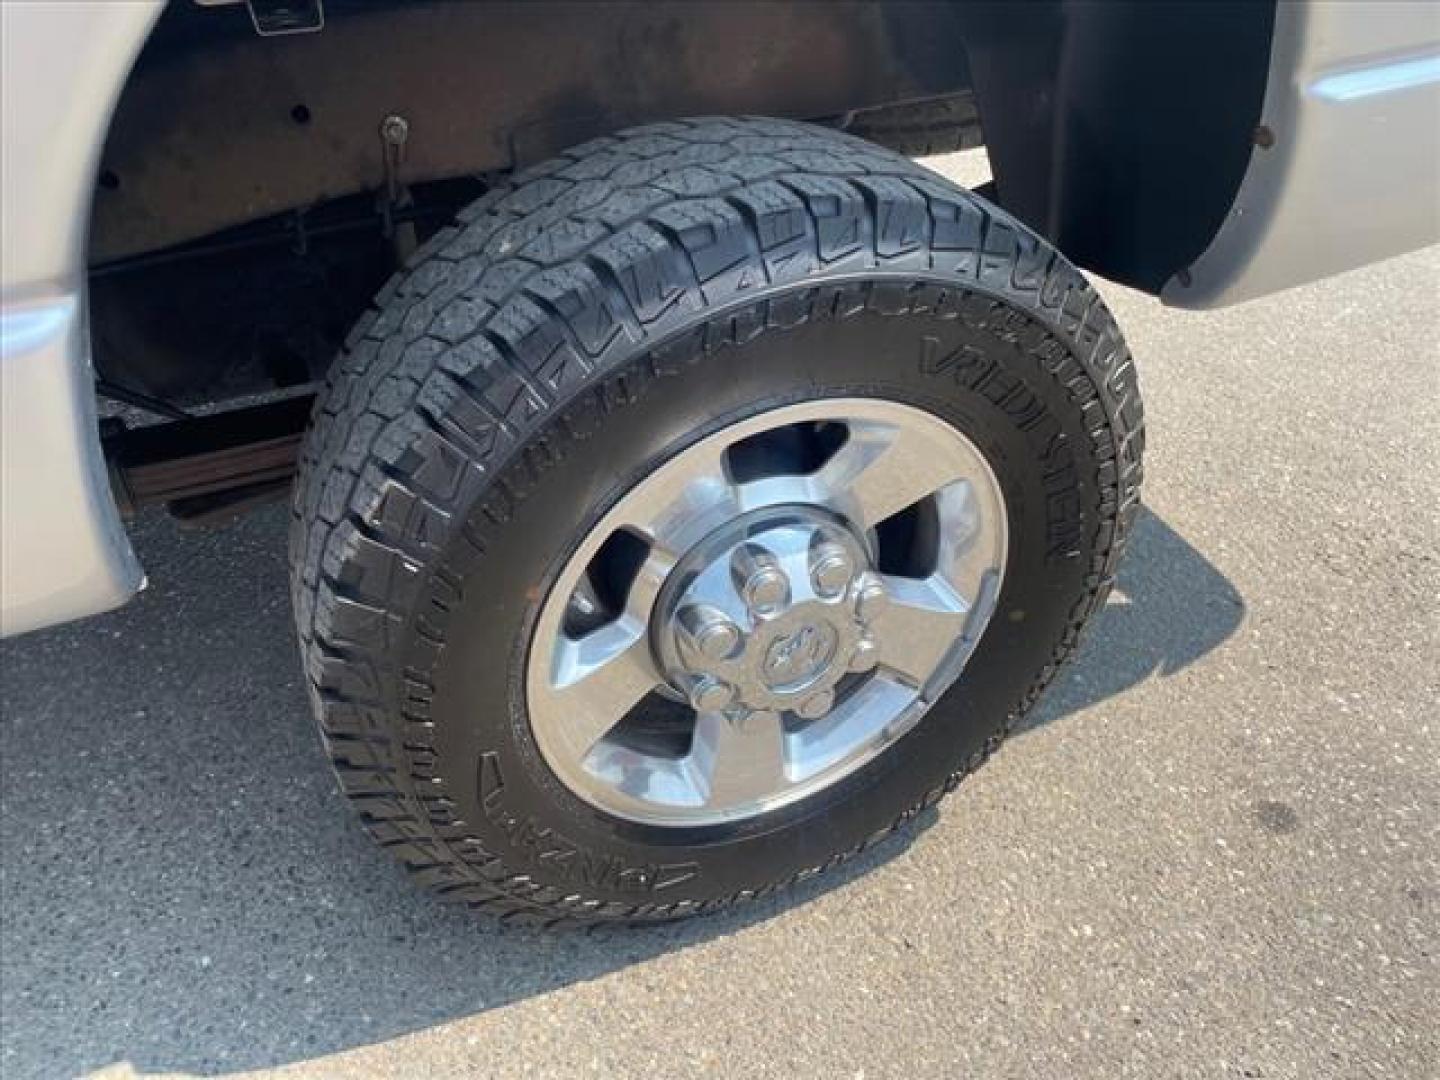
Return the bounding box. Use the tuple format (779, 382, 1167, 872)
(785, 673, 921, 782)
(546, 616, 660, 754)
(624, 544, 678, 623)
(692, 709, 788, 808)
(815, 421, 971, 532)
(932, 478, 1005, 606)
(869, 574, 972, 690)
(622, 440, 739, 553)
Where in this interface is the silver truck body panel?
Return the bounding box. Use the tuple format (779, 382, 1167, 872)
(0, 299, 144, 637)
(1165, 1, 1440, 308)
(0, 1, 163, 637)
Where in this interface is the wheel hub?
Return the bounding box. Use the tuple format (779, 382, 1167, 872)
(655, 511, 881, 720)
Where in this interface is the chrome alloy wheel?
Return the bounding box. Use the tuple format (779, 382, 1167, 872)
(525, 399, 1008, 826)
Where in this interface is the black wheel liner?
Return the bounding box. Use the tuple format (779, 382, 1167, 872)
(289, 117, 1144, 927)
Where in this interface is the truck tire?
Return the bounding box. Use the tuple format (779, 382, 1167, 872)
(289, 117, 1143, 927)
(847, 94, 985, 157)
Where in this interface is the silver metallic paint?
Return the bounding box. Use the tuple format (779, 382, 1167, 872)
(1166, 2, 1440, 309)
(0, 1, 163, 637)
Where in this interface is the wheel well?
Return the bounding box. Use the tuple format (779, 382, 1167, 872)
(90, 0, 977, 264)
(87, 0, 978, 411)
(87, 0, 1273, 427)
(965, 0, 1278, 294)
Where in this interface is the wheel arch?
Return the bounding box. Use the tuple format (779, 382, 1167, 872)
(89, 1, 1280, 298)
(963, 1, 1279, 294)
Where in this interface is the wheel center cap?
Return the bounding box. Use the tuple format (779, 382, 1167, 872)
(762, 621, 838, 690)
(653, 508, 884, 718)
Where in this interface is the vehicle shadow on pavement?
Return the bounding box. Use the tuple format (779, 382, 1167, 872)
(0, 504, 1240, 1078)
(1019, 506, 1247, 732)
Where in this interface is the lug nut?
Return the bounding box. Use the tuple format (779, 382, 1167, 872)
(688, 676, 736, 714)
(677, 604, 741, 662)
(745, 569, 789, 613)
(854, 573, 889, 621)
(849, 637, 879, 673)
(733, 544, 790, 615)
(809, 541, 855, 599)
(794, 689, 835, 720)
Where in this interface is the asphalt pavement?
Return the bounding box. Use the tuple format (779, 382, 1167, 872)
(2, 153, 1437, 1079)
